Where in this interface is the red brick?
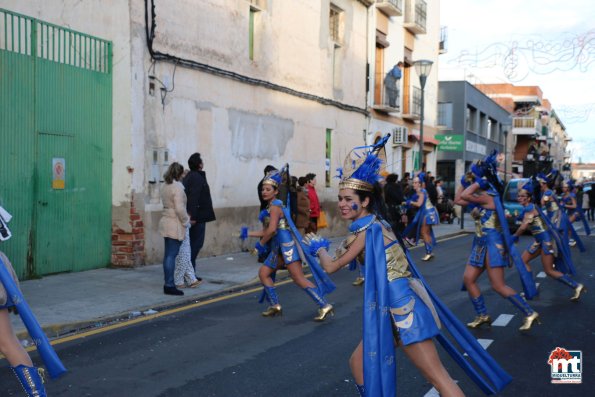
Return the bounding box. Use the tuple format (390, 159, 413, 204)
(130, 214, 141, 221)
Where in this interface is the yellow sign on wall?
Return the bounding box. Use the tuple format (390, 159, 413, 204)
(52, 158, 65, 189)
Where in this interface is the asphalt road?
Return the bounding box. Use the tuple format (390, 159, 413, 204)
(2, 234, 594, 396)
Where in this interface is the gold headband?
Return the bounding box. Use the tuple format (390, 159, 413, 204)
(339, 178, 373, 192)
(262, 179, 278, 188)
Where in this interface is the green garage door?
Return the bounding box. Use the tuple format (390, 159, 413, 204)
(0, 9, 112, 278)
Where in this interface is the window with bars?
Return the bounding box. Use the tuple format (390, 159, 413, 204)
(329, 6, 341, 43)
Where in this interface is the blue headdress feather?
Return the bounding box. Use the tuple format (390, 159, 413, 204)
(417, 172, 426, 184)
(339, 134, 389, 191)
(262, 170, 282, 187)
(349, 152, 383, 186)
(536, 172, 549, 184)
(520, 181, 534, 195)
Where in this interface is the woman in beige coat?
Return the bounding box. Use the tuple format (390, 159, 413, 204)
(158, 162, 190, 296)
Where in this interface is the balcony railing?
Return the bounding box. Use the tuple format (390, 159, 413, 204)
(439, 26, 448, 54)
(376, 0, 403, 16)
(372, 81, 401, 113)
(402, 86, 421, 120)
(403, 0, 426, 34)
(512, 116, 542, 135)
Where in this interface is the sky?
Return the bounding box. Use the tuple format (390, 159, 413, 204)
(439, 0, 595, 163)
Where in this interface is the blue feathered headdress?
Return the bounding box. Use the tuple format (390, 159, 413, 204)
(562, 179, 574, 189)
(520, 181, 534, 195)
(262, 169, 282, 188)
(338, 134, 389, 192)
(417, 172, 426, 184)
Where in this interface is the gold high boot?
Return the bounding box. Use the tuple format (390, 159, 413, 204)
(467, 315, 492, 328)
(571, 284, 586, 301)
(314, 304, 334, 321)
(261, 304, 283, 317)
(519, 312, 540, 331)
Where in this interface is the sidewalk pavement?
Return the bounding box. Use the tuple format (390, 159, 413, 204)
(10, 220, 475, 341)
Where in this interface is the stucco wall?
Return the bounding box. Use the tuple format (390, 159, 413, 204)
(130, 0, 370, 262)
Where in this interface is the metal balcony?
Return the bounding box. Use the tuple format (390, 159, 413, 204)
(511, 116, 542, 135)
(402, 86, 421, 121)
(376, 0, 403, 17)
(403, 0, 427, 34)
(359, 0, 376, 6)
(372, 82, 401, 113)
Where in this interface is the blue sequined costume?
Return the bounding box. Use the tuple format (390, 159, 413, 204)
(467, 207, 508, 268)
(520, 204, 556, 255)
(259, 199, 300, 269)
(341, 215, 511, 396)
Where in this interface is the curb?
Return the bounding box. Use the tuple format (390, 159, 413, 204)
(16, 275, 267, 343)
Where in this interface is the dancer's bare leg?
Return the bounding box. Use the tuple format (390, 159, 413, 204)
(0, 309, 32, 366)
(402, 339, 465, 397)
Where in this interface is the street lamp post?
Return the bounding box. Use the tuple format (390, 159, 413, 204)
(413, 60, 433, 171)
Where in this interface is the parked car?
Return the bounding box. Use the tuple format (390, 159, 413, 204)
(503, 178, 529, 232)
(583, 181, 595, 192)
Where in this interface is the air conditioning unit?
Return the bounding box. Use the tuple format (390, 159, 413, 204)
(392, 126, 408, 146)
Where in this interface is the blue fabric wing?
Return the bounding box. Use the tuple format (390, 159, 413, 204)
(493, 195, 538, 299)
(0, 256, 67, 379)
(404, 249, 513, 395)
(363, 223, 397, 396)
(282, 207, 336, 296)
(535, 206, 577, 275)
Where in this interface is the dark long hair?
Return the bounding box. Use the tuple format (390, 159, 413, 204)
(353, 182, 389, 222)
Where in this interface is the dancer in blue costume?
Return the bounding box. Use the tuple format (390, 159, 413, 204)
(560, 179, 591, 243)
(404, 173, 439, 261)
(304, 137, 511, 397)
(458, 169, 539, 331)
(512, 182, 586, 301)
(537, 171, 586, 251)
(246, 169, 334, 321)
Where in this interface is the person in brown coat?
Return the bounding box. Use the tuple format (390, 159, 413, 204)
(158, 162, 190, 296)
(296, 176, 311, 234)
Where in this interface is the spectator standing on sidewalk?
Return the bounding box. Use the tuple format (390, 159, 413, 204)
(582, 187, 591, 221)
(384, 173, 404, 231)
(159, 162, 189, 296)
(305, 173, 321, 233)
(183, 153, 216, 281)
(436, 178, 445, 205)
(401, 172, 412, 199)
(588, 186, 595, 221)
(425, 172, 438, 206)
(296, 176, 311, 235)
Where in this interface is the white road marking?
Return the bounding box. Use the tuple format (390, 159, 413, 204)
(492, 314, 515, 327)
(477, 338, 494, 350)
(425, 381, 459, 396)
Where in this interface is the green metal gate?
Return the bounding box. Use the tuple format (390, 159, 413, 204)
(0, 9, 112, 278)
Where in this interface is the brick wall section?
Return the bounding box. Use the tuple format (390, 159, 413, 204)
(111, 201, 145, 267)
